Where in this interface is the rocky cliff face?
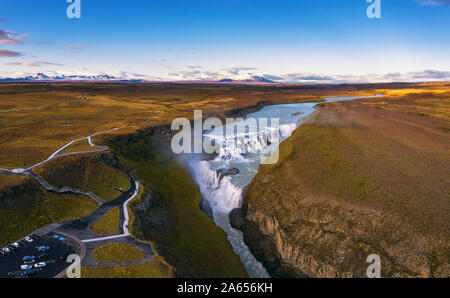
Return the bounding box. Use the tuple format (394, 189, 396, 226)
(240, 197, 447, 278)
(238, 93, 450, 278)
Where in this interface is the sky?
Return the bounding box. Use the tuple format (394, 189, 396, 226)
(1, 0, 449, 83)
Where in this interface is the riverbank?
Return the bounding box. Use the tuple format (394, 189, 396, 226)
(2, 82, 446, 277)
(108, 126, 249, 277)
(190, 95, 384, 277)
(239, 89, 450, 277)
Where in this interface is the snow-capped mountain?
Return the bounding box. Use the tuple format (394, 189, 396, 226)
(0, 72, 159, 82)
(0, 71, 278, 84)
(218, 74, 276, 83)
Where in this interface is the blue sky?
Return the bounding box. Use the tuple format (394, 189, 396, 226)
(1, 0, 449, 82)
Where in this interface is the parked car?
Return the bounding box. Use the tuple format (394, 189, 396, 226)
(20, 270, 36, 277)
(21, 265, 33, 270)
(11, 242, 21, 249)
(36, 246, 50, 252)
(23, 255, 36, 261)
(53, 234, 65, 241)
(23, 256, 36, 264)
(2, 247, 11, 254)
(34, 262, 46, 268)
(24, 236, 34, 243)
(24, 259, 36, 264)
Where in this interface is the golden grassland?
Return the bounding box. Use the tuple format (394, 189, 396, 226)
(89, 207, 120, 236)
(0, 176, 97, 246)
(34, 154, 130, 202)
(58, 139, 101, 155)
(93, 242, 146, 263)
(80, 256, 173, 278)
(80, 181, 175, 278)
(0, 82, 393, 168)
(0, 174, 28, 189)
(257, 90, 449, 234)
(244, 90, 449, 277)
(1, 82, 449, 276)
(112, 134, 248, 277)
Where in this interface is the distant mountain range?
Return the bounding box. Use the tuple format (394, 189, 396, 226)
(0, 73, 140, 82)
(218, 75, 276, 83)
(0, 73, 278, 84)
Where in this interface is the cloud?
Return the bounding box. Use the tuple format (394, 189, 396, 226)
(64, 45, 92, 50)
(169, 66, 261, 80)
(0, 48, 22, 57)
(0, 25, 50, 45)
(414, 0, 450, 6)
(271, 70, 450, 83)
(222, 67, 259, 75)
(167, 67, 450, 83)
(169, 69, 202, 78)
(6, 61, 63, 67)
(409, 70, 450, 79)
(109, 71, 162, 81)
(29, 41, 55, 45)
(281, 73, 335, 81)
(0, 29, 28, 45)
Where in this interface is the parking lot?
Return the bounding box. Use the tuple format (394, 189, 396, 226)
(0, 233, 78, 278)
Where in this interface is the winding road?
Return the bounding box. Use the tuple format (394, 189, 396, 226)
(0, 124, 155, 273)
(81, 180, 140, 243)
(0, 126, 126, 174)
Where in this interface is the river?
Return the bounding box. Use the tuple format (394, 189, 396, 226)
(189, 95, 383, 278)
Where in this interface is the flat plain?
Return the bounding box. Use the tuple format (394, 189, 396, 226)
(0, 82, 448, 277)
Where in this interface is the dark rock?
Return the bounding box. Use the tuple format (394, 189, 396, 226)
(216, 168, 240, 182)
(241, 219, 282, 276)
(200, 198, 214, 219)
(227, 168, 240, 175)
(291, 111, 304, 117)
(229, 208, 246, 230)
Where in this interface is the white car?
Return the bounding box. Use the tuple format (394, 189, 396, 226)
(12, 242, 21, 248)
(34, 262, 46, 268)
(24, 237, 34, 243)
(2, 248, 11, 253)
(21, 265, 33, 270)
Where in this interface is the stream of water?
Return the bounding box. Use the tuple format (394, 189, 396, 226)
(189, 95, 382, 278)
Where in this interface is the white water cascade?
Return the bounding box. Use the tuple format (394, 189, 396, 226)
(189, 95, 383, 277)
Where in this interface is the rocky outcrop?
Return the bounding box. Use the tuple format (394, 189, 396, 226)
(238, 94, 450, 278)
(241, 194, 448, 278)
(216, 168, 240, 182)
(130, 186, 172, 234)
(0, 178, 41, 207)
(28, 170, 104, 205)
(229, 208, 245, 230)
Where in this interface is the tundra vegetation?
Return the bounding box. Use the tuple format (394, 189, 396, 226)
(0, 82, 448, 277)
(93, 242, 146, 263)
(241, 88, 450, 277)
(89, 207, 120, 236)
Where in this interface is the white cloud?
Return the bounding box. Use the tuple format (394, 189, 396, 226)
(167, 67, 450, 83)
(0, 29, 28, 45)
(6, 61, 63, 67)
(64, 45, 91, 50)
(414, 0, 450, 6)
(0, 48, 22, 57)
